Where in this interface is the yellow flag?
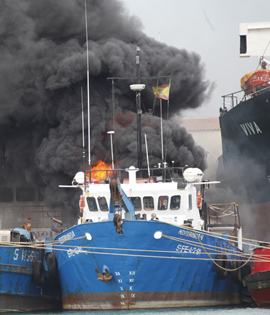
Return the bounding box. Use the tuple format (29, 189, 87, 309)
(152, 84, 170, 100)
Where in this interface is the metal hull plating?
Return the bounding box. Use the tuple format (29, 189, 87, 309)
(247, 246, 270, 307)
(62, 291, 239, 310)
(0, 245, 61, 312)
(219, 91, 270, 204)
(55, 220, 244, 310)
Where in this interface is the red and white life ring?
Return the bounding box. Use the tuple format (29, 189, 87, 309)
(79, 195, 85, 212)
(197, 191, 202, 209)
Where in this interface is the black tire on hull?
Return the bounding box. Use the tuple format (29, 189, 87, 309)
(214, 254, 229, 279)
(229, 260, 242, 284)
(32, 260, 45, 287)
(47, 252, 59, 286)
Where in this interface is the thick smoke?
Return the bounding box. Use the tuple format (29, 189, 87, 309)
(0, 0, 209, 214)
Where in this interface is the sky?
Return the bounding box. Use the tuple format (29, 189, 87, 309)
(122, 0, 270, 118)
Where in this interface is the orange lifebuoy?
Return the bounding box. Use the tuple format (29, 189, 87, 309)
(79, 195, 85, 213)
(197, 191, 202, 209)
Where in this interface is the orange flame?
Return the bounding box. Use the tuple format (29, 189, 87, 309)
(87, 161, 112, 183)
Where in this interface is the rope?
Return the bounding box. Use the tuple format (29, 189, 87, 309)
(161, 223, 257, 271)
(49, 225, 242, 258)
(162, 233, 248, 262)
(262, 40, 270, 60)
(2, 222, 270, 268)
(177, 222, 266, 254)
(46, 228, 252, 266)
(193, 228, 253, 272)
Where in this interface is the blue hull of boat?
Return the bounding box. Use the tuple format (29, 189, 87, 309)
(0, 246, 61, 312)
(55, 220, 245, 310)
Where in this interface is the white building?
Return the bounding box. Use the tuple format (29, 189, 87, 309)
(177, 117, 221, 180)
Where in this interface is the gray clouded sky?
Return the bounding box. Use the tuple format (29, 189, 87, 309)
(122, 0, 270, 118)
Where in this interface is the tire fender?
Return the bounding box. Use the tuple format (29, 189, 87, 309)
(214, 254, 229, 280)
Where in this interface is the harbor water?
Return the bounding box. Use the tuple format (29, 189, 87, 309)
(8, 307, 270, 315)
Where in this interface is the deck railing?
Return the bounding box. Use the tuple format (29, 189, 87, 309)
(220, 81, 270, 115)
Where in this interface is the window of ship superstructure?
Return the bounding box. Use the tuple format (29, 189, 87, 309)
(86, 197, 98, 211)
(97, 196, 108, 211)
(11, 231, 20, 243)
(188, 194, 192, 210)
(170, 195, 181, 210)
(158, 196, 168, 210)
(130, 197, 142, 211)
(143, 196, 154, 210)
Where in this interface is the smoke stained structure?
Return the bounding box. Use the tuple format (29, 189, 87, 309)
(0, 0, 209, 213)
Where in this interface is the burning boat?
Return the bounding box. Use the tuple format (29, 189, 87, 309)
(52, 163, 252, 310)
(49, 37, 252, 309)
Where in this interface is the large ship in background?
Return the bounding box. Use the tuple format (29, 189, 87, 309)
(218, 22, 270, 241)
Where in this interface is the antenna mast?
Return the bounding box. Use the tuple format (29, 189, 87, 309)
(145, 133, 150, 181)
(81, 87, 86, 191)
(84, 0, 91, 173)
(136, 47, 143, 168)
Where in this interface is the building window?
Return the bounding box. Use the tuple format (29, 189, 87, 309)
(170, 195, 181, 210)
(143, 196, 154, 210)
(240, 35, 247, 54)
(38, 188, 45, 201)
(158, 196, 168, 210)
(130, 197, 142, 211)
(97, 196, 108, 211)
(16, 187, 35, 202)
(0, 188, 13, 202)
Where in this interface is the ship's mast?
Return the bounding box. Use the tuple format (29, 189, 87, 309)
(136, 47, 143, 168)
(108, 49, 171, 169)
(85, 0, 91, 181)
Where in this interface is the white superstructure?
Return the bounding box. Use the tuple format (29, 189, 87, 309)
(74, 166, 204, 230)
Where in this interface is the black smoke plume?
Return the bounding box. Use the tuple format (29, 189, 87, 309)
(0, 0, 209, 215)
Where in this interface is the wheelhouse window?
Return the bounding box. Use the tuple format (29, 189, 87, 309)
(86, 197, 98, 212)
(130, 197, 142, 211)
(143, 196, 154, 210)
(158, 196, 168, 210)
(97, 196, 108, 211)
(188, 194, 192, 210)
(170, 195, 181, 210)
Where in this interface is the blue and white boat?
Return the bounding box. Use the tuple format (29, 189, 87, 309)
(53, 166, 251, 310)
(50, 31, 252, 308)
(0, 223, 61, 312)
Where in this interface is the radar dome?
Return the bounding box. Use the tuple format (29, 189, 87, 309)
(73, 172, 85, 185)
(183, 168, 204, 183)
